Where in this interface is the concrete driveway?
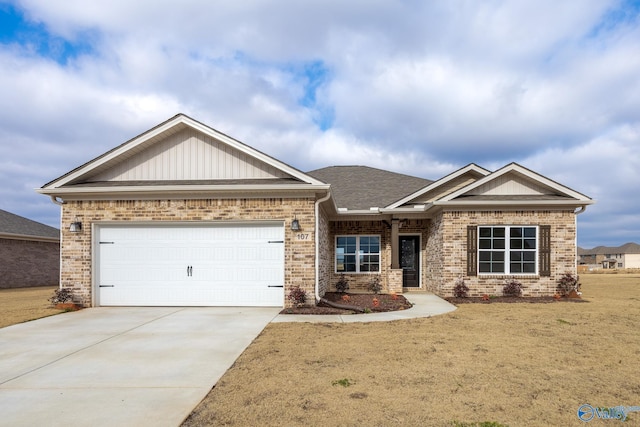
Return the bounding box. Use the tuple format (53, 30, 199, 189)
(0, 307, 280, 427)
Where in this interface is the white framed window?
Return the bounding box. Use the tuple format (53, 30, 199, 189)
(478, 226, 537, 275)
(335, 235, 380, 273)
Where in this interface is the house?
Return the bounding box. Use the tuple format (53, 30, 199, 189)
(0, 209, 60, 288)
(578, 243, 640, 270)
(38, 114, 594, 307)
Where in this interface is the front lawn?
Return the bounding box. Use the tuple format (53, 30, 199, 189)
(0, 286, 63, 328)
(183, 274, 640, 426)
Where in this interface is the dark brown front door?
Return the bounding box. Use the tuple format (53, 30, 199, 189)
(400, 236, 420, 287)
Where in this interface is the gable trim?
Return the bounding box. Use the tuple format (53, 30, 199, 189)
(386, 163, 490, 209)
(436, 163, 593, 204)
(41, 114, 326, 190)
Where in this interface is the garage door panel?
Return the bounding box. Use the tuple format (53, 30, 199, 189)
(97, 223, 284, 307)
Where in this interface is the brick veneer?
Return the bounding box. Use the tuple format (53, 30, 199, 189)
(316, 204, 332, 298)
(60, 199, 580, 306)
(60, 198, 316, 307)
(0, 238, 60, 288)
(434, 209, 577, 297)
(328, 219, 429, 293)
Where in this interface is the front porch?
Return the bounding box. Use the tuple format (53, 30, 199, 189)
(324, 218, 434, 295)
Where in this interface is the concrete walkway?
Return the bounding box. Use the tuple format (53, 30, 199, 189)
(0, 294, 454, 427)
(0, 307, 280, 427)
(272, 293, 456, 323)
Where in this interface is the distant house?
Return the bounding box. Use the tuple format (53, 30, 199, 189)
(0, 209, 60, 288)
(578, 243, 640, 269)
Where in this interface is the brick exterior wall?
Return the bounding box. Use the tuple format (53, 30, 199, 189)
(59, 197, 579, 305)
(60, 198, 316, 307)
(328, 219, 428, 293)
(316, 204, 332, 298)
(0, 238, 60, 288)
(434, 209, 577, 297)
(329, 221, 387, 292)
(424, 212, 444, 294)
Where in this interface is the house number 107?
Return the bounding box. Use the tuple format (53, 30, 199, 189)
(295, 233, 311, 241)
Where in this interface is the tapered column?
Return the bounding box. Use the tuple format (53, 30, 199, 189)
(391, 218, 400, 269)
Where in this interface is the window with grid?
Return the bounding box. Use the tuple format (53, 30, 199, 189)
(335, 236, 380, 273)
(478, 226, 537, 274)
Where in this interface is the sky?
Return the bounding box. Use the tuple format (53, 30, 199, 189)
(0, 0, 638, 249)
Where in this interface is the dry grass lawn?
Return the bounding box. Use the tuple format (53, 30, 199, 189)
(0, 286, 63, 328)
(184, 274, 640, 427)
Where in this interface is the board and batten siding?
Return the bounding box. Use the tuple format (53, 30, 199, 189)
(87, 128, 289, 182)
(468, 175, 549, 196)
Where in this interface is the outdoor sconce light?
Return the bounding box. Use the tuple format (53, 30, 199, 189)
(291, 218, 301, 231)
(69, 218, 82, 233)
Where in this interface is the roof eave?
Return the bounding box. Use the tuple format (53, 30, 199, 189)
(434, 199, 595, 207)
(0, 232, 60, 243)
(37, 184, 330, 200)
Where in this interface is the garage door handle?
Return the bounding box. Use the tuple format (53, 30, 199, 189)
(268, 285, 284, 288)
(99, 285, 114, 288)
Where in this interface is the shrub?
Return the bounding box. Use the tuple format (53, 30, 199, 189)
(557, 272, 580, 296)
(453, 276, 469, 298)
(287, 286, 307, 306)
(368, 276, 382, 294)
(502, 279, 523, 297)
(335, 273, 349, 293)
(49, 288, 74, 305)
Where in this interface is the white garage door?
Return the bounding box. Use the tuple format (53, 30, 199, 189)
(96, 223, 284, 307)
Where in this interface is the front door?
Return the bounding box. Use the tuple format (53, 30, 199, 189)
(399, 235, 420, 287)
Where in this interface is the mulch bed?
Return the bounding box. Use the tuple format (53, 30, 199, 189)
(279, 292, 413, 315)
(446, 296, 588, 304)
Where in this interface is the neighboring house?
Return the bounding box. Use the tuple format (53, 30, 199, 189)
(578, 243, 640, 269)
(0, 209, 60, 288)
(38, 114, 594, 307)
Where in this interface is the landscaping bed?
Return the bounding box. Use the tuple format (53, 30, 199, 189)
(279, 292, 413, 315)
(446, 295, 588, 304)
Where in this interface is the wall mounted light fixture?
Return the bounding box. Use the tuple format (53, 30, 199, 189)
(291, 217, 300, 231)
(69, 218, 82, 233)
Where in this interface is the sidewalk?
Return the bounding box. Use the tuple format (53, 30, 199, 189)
(271, 293, 456, 323)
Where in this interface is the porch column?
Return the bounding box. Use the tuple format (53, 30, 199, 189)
(391, 218, 400, 269)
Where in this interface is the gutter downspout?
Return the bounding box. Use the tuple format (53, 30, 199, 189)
(574, 206, 587, 215)
(575, 205, 587, 273)
(315, 191, 332, 303)
(49, 195, 64, 292)
(50, 196, 64, 206)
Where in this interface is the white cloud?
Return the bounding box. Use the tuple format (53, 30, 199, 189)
(1, 0, 639, 247)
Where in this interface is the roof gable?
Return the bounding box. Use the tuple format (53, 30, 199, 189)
(42, 114, 324, 190)
(85, 126, 290, 182)
(437, 163, 593, 205)
(387, 164, 490, 209)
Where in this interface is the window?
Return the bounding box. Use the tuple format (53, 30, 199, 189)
(478, 226, 537, 275)
(336, 235, 380, 273)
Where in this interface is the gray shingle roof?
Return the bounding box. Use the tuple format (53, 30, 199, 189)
(307, 166, 432, 210)
(0, 209, 60, 240)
